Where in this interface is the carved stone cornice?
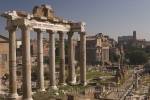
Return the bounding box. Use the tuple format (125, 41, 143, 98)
(1, 5, 86, 33)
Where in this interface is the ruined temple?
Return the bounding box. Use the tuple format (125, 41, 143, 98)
(1, 4, 86, 100)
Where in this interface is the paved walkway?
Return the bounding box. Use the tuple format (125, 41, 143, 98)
(106, 70, 134, 100)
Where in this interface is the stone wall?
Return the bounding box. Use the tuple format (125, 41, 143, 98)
(0, 38, 9, 76)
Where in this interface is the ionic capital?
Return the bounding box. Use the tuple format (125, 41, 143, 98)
(47, 30, 55, 34)
(34, 29, 42, 33)
(79, 32, 86, 35)
(58, 31, 65, 36)
(67, 31, 74, 37)
(58, 31, 64, 34)
(19, 25, 31, 31)
(6, 25, 17, 32)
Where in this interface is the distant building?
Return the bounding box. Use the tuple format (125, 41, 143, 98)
(16, 40, 22, 57)
(0, 35, 9, 76)
(30, 39, 38, 56)
(81, 33, 112, 65)
(118, 30, 150, 49)
(118, 31, 136, 47)
(101, 47, 109, 64)
(16, 39, 48, 57)
(43, 38, 49, 56)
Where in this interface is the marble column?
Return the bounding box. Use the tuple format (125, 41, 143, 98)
(36, 29, 45, 91)
(58, 32, 66, 85)
(80, 32, 87, 86)
(21, 26, 33, 100)
(67, 32, 76, 85)
(8, 26, 18, 99)
(48, 30, 57, 90)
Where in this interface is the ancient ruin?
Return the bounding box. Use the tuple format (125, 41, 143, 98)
(1, 4, 87, 100)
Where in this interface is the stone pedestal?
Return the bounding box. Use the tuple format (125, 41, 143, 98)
(21, 26, 33, 100)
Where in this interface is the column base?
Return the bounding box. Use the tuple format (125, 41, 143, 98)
(68, 82, 76, 85)
(9, 93, 18, 99)
(68, 78, 76, 85)
(59, 82, 67, 86)
(50, 85, 58, 90)
(23, 97, 33, 100)
(69, 76, 76, 85)
(38, 88, 46, 92)
(80, 81, 87, 86)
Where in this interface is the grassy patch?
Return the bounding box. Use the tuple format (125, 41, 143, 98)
(33, 85, 89, 100)
(33, 89, 64, 100)
(86, 70, 112, 80)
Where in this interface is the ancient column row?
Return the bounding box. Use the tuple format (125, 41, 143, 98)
(8, 25, 86, 100)
(8, 25, 32, 100)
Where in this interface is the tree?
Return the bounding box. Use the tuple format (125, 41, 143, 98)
(126, 50, 148, 65)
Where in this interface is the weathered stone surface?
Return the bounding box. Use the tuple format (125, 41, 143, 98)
(48, 31, 57, 90)
(80, 32, 87, 86)
(33, 4, 55, 21)
(67, 32, 76, 85)
(8, 26, 18, 99)
(59, 32, 66, 85)
(21, 26, 33, 100)
(36, 29, 45, 91)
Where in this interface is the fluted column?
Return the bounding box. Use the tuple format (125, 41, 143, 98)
(67, 32, 76, 85)
(36, 29, 45, 91)
(80, 32, 87, 86)
(48, 30, 57, 90)
(58, 32, 66, 85)
(8, 26, 18, 99)
(21, 26, 33, 100)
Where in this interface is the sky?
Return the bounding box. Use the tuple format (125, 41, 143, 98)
(1, 0, 150, 40)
